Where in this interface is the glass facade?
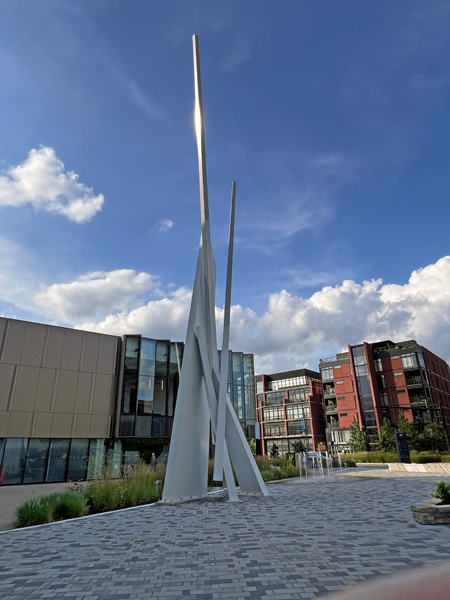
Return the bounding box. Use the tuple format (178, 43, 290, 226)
(352, 345, 378, 447)
(119, 336, 184, 439)
(0, 437, 154, 485)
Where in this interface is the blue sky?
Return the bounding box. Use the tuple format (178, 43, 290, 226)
(1, 1, 450, 372)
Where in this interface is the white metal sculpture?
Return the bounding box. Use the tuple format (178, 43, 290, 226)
(161, 35, 269, 503)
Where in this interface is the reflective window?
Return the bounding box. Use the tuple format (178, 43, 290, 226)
(256, 381, 263, 394)
(418, 352, 425, 369)
(394, 372, 403, 377)
(2, 438, 28, 484)
(374, 359, 382, 372)
(46, 439, 70, 482)
(124, 336, 140, 371)
(321, 367, 333, 380)
(67, 439, 89, 481)
(23, 439, 50, 483)
(257, 394, 264, 406)
(136, 415, 153, 437)
(286, 404, 310, 419)
(263, 406, 284, 421)
(289, 388, 310, 402)
(87, 439, 106, 479)
(355, 365, 368, 376)
(263, 423, 284, 437)
(155, 341, 169, 376)
(153, 376, 166, 415)
(401, 354, 418, 369)
(287, 419, 310, 435)
(140, 338, 156, 376)
(265, 391, 285, 405)
(106, 440, 123, 478)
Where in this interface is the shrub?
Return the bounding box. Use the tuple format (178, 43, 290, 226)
(433, 481, 450, 505)
(260, 470, 273, 482)
(53, 490, 88, 519)
(255, 455, 270, 472)
(284, 464, 299, 478)
(14, 494, 60, 528)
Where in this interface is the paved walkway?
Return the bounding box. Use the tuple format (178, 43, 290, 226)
(1, 476, 450, 600)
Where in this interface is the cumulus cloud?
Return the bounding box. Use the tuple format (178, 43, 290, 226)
(76, 287, 192, 340)
(0, 147, 104, 222)
(70, 255, 450, 374)
(35, 269, 159, 322)
(158, 219, 174, 232)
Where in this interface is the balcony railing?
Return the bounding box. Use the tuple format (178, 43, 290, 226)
(327, 421, 340, 429)
(325, 403, 337, 412)
(323, 387, 336, 397)
(406, 376, 422, 386)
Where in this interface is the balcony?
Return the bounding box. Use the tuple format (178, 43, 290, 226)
(325, 402, 337, 413)
(409, 396, 427, 405)
(323, 387, 336, 398)
(406, 376, 423, 386)
(327, 421, 340, 430)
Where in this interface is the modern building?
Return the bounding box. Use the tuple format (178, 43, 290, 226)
(0, 317, 255, 485)
(255, 368, 326, 456)
(319, 339, 450, 452)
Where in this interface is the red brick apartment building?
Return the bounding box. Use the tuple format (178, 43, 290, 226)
(255, 369, 326, 456)
(318, 340, 450, 452)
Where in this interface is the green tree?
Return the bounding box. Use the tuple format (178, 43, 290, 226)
(270, 443, 279, 459)
(348, 417, 369, 452)
(397, 411, 420, 451)
(248, 438, 256, 456)
(292, 440, 306, 454)
(379, 417, 396, 452)
(421, 423, 447, 452)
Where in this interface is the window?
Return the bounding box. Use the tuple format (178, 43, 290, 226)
(377, 375, 385, 389)
(338, 396, 345, 401)
(286, 404, 309, 419)
(355, 365, 368, 376)
(263, 423, 284, 437)
(340, 413, 348, 417)
(288, 388, 310, 402)
(334, 365, 342, 369)
(268, 375, 307, 390)
(321, 367, 333, 381)
(336, 380, 343, 385)
(417, 353, 425, 368)
(263, 406, 284, 421)
(374, 359, 382, 372)
(380, 392, 388, 406)
(394, 372, 403, 377)
(398, 390, 406, 394)
(257, 394, 263, 406)
(401, 354, 418, 369)
(353, 355, 366, 366)
(265, 391, 285, 405)
(256, 381, 263, 394)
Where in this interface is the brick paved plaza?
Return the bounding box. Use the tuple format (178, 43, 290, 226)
(1, 475, 450, 600)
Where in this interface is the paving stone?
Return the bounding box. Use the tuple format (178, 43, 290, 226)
(1, 477, 450, 599)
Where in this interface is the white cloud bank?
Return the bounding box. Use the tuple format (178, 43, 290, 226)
(0, 147, 104, 222)
(33, 255, 450, 373)
(35, 270, 159, 322)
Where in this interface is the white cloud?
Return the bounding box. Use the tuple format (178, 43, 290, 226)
(81, 256, 450, 372)
(158, 219, 174, 232)
(25, 255, 450, 375)
(35, 269, 159, 322)
(0, 147, 104, 222)
(76, 287, 192, 340)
